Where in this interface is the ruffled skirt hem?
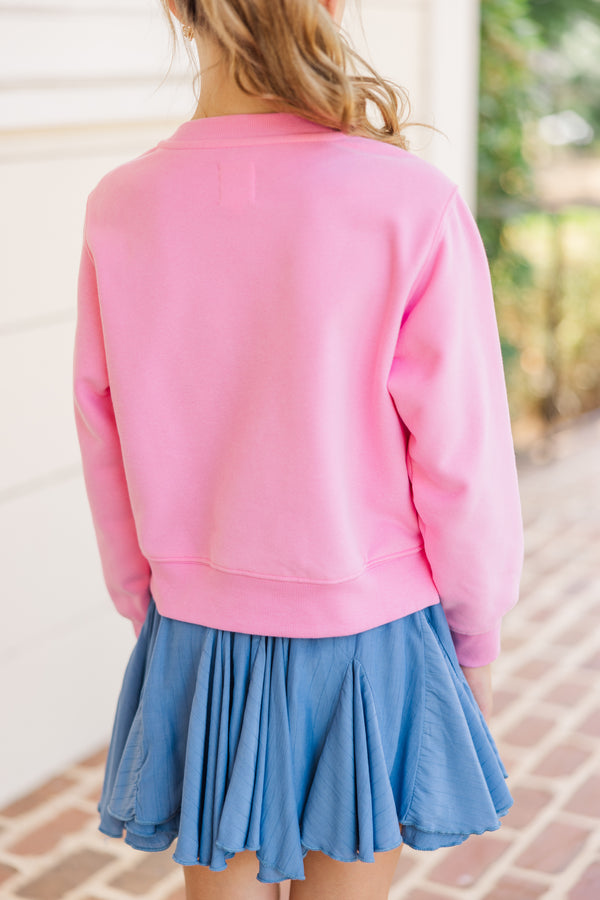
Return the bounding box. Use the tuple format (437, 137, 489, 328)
(97, 594, 513, 884)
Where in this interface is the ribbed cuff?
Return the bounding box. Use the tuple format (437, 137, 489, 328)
(449, 622, 502, 667)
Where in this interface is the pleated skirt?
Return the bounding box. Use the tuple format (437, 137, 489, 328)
(97, 593, 513, 884)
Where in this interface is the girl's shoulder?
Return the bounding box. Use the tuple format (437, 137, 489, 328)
(328, 133, 459, 244)
(84, 142, 164, 214)
(334, 132, 458, 212)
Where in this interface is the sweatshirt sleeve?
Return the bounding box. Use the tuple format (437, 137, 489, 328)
(73, 210, 151, 638)
(387, 186, 524, 667)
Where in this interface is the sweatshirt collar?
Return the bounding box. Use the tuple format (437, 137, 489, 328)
(158, 111, 344, 147)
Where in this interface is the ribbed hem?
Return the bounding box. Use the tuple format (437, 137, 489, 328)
(147, 546, 442, 638)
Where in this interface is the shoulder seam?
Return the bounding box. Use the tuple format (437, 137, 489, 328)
(401, 184, 459, 320)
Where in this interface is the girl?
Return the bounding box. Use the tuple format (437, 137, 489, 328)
(72, 1, 524, 898)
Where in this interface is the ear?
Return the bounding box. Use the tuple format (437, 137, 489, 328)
(319, 0, 345, 25)
(167, 0, 181, 23)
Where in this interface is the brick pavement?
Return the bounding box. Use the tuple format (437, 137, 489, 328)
(1, 408, 599, 900)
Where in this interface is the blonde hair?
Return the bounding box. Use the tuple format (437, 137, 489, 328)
(158, 0, 439, 150)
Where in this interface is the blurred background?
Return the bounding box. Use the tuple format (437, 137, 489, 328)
(476, 0, 600, 460)
(0, 2, 599, 896)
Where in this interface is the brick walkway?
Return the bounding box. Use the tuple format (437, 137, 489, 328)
(1, 409, 599, 900)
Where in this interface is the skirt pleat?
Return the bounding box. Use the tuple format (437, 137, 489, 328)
(97, 593, 513, 884)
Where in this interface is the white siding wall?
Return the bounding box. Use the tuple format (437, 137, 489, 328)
(0, 0, 481, 808)
(346, 0, 481, 205)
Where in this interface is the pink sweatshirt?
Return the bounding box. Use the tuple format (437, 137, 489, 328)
(73, 111, 524, 667)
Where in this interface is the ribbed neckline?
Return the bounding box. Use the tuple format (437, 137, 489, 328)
(158, 112, 344, 147)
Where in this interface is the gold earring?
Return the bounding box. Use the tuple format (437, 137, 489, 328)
(182, 23, 194, 40)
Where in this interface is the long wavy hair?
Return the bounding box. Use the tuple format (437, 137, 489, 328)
(158, 0, 440, 150)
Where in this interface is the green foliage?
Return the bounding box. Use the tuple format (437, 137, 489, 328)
(477, 0, 541, 257)
(477, 0, 542, 385)
(528, 0, 600, 44)
(528, 2, 600, 140)
(495, 209, 600, 435)
(477, 0, 600, 439)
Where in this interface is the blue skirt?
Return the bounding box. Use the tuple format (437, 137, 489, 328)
(97, 593, 513, 884)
